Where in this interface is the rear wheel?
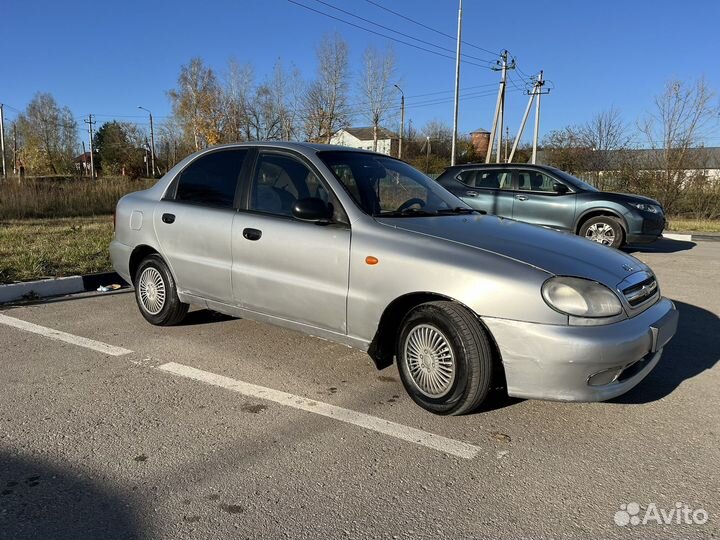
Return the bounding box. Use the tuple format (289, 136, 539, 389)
(134, 254, 188, 326)
(579, 216, 625, 249)
(396, 301, 494, 415)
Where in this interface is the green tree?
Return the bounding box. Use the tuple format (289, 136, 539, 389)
(15, 92, 78, 175)
(93, 121, 144, 177)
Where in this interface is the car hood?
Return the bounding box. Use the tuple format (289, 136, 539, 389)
(579, 190, 661, 207)
(376, 214, 649, 286)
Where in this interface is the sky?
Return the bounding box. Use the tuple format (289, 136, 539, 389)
(2, 0, 719, 146)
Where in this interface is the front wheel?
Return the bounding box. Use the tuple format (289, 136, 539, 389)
(579, 216, 625, 248)
(396, 301, 494, 415)
(134, 254, 189, 326)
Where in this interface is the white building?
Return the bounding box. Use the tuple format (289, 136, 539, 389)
(330, 127, 399, 156)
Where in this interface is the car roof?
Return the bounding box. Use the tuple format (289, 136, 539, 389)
(443, 163, 559, 173)
(197, 141, 388, 156)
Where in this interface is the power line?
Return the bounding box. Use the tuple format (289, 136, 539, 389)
(363, 0, 500, 59)
(286, 0, 494, 69)
(307, 0, 495, 66)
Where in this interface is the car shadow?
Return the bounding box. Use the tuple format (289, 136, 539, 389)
(178, 308, 236, 326)
(0, 450, 145, 539)
(623, 238, 696, 254)
(611, 300, 719, 404)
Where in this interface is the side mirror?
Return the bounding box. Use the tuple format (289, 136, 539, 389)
(292, 197, 333, 223)
(552, 182, 569, 194)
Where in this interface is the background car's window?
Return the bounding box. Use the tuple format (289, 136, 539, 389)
(250, 153, 344, 221)
(518, 171, 558, 192)
(175, 149, 247, 207)
(175, 149, 247, 208)
(457, 170, 511, 189)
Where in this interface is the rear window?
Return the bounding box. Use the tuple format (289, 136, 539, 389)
(174, 149, 248, 208)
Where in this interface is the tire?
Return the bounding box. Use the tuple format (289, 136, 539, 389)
(579, 216, 625, 249)
(396, 301, 494, 416)
(134, 254, 189, 326)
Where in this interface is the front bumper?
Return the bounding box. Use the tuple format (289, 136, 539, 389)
(482, 298, 678, 401)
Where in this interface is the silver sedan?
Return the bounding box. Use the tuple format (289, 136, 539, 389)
(110, 142, 678, 415)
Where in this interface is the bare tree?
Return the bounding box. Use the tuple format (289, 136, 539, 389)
(639, 78, 719, 213)
(303, 33, 350, 143)
(223, 58, 255, 143)
(577, 107, 632, 190)
(168, 58, 223, 151)
(361, 45, 396, 151)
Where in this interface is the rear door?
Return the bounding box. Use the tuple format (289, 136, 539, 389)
(231, 150, 350, 333)
(453, 168, 515, 217)
(153, 148, 248, 302)
(511, 168, 577, 231)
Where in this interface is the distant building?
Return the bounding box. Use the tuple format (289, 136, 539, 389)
(469, 128, 491, 157)
(73, 152, 93, 175)
(330, 126, 399, 156)
(535, 146, 720, 179)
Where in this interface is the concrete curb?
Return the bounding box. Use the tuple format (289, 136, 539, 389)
(0, 272, 128, 304)
(663, 232, 720, 243)
(663, 233, 693, 242)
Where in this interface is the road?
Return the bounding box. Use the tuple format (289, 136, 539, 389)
(1, 239, 718, 539)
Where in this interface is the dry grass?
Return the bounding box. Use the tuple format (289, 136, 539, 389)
(666, 217, 720, 233)
(0, 177, 154, 220)
(0, 216, 114, 284)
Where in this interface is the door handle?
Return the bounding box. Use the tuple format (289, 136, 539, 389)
(515, 195, 528, 201)
(466, 191, 480, 198)
(161, 213, 175, 224)
(243, 228, 262, 241)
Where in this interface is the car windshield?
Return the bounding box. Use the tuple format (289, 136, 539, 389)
(318, 151, 473, 217)
(551, 168, 599, 192)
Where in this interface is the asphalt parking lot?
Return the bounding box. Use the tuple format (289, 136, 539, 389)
(1, 239, 718, 539)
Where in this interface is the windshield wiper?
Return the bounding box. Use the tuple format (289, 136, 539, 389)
(435, 207, 477, 215)
(376, 208, 438, 217)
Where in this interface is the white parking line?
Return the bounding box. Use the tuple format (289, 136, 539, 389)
(158, 361, 481, 459)
(0, 312, 481, 458)
(0, 313, 133, 356)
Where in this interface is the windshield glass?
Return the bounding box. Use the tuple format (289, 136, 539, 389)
(318, 151, 472, 217)
(551, 168, 599, 192)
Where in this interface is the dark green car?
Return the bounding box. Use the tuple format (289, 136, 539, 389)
(436, 164, 665, 249)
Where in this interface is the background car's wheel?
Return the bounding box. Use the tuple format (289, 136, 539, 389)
(579, 216, 625, 248)
(396, 301, 494, 416)
(134, 254, 188, 326)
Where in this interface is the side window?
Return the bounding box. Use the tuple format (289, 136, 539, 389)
(175, 149, 247, 207)
(250, 153, 345, 222)
(518, 171, 557, 192)
(457, 170, 512, 189)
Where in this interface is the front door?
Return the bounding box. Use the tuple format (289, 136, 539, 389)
(231, 151, 350, 333)
(153, 148, 248, 302)
(512, 169, 577, 231)
(453, 168, 515, 217)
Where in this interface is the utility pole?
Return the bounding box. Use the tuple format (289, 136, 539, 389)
(144, 142, 150, 177)
(504, 126, 509, 163)
(84, 114, 96, 180)
(508, 71, 548, 163)
(394, 84, 405, 159)
(485, 51, 515, 163)
(532, 70, 544, 164)
(138, 106, 156, 177)
(0, 104, 6, 178)
(450, 0, 462, 166)
(421, 136, 431, 173)
(13, 123, 17, 176)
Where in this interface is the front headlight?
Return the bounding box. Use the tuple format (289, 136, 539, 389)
(629, 202, 662, 214)
(542, 277, 623, 318)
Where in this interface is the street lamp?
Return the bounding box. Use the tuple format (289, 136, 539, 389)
(394, 84, 405, 160)
(137, 106, 156, 177)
